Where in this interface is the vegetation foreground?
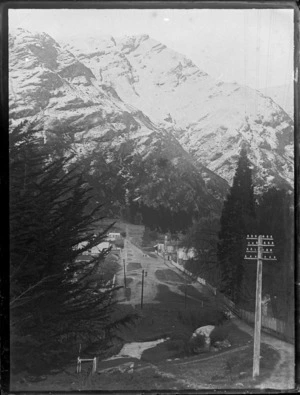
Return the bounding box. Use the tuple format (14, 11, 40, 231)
(7, 123, 290, 391)
(11, 300, 280, 391)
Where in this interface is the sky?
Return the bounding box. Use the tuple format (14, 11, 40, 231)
(9, 8, 294, 92)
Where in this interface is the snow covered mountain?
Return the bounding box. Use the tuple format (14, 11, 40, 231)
(261, 84, 293, 118)
(9, 28, 228, 219)
(62, 34, 294, 191)
(9, 27, 294, 224)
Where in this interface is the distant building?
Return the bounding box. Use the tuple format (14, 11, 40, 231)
(75, 241, 111, 256)
(167, 245, 175, 253)
(107, 232, 121, 241)
(90, 242, 111, 256)
(177, 247, 197, 264)
(75, 255, 93, 263)
(155, 243, 165, 253)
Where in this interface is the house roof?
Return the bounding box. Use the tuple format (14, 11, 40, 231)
(75, 255, 94, 262)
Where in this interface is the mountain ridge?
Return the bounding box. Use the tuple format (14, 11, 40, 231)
(61, 32, 293, 192)
(9, 28, 294, 210)
(9, 28, 228, 223)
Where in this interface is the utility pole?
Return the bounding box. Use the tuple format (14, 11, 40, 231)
(123, 259, 126, 288)
(141, 269, 145, 309)
(245, 234, 277, 378)
(123, 226, 128, 288)
(184, 279, 188, 309)
(253, 235, 263, 379)
(164, 234, 167, 264)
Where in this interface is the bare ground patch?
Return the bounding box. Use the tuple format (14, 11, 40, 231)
(155, 269, 187, 283)
(127, 262, 142, 271)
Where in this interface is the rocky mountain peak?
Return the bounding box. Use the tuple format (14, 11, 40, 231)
(9, 28, 294, 207)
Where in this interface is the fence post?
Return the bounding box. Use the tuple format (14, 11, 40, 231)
(92, 357, 97, 374)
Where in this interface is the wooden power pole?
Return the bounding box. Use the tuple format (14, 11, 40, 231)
(245, 234, 277, 378)
(141, 269, 145, 309)
(123, 259, 126, 288)
(253, 235, 263, 378)
(123, 226, 128, 288)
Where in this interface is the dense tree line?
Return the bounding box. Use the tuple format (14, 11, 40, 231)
(121, 201, 193, 233)
(180, 215, 221, 288)
(183, 147, 294, 322)
(217, 147, 257, 302)
(255, 187, 294, 321)
(9, 123, 135, 375)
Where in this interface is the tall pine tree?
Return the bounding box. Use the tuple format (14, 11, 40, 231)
(217, 147, 256, 302)
(256, 188, 294, 321)
(10, 123, 136, 374)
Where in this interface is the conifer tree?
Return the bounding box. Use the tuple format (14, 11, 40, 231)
(256, 187, 294, 321)
(182, 215, 221, 287)
(9, 123, 136, 374)
(217, 147, 256, 302)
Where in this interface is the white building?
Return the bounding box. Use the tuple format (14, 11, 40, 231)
(107, 232, 121, 241)
(177, 247, 197, 261)
(75, 241, 111, 256)
(90, 242, 111, 256)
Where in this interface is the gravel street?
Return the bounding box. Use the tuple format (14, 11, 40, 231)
(232, 318, 295, 390)
(114, 236, 295, 391)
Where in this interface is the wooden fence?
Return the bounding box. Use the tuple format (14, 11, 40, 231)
(167, 257, 294, 344)
(221, 293, 294, 343)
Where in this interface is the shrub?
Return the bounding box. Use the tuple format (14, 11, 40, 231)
(177, 308, 227, 331)
(210, 324, 230, 345)
(165, 339, 186, 352)
(188, 334, 207, 354)
(166, 331, 190, 353)
(114, 239, 124, 249)
(101, 255, 120, 282)
(171, 331, 190, 341)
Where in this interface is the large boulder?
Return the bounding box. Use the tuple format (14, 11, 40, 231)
(190, 325, 215, 352)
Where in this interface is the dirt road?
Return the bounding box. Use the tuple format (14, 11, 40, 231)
(232, 318, 295, 390)
(116, 238, 205, 306)
(115, 237, 295, 391)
